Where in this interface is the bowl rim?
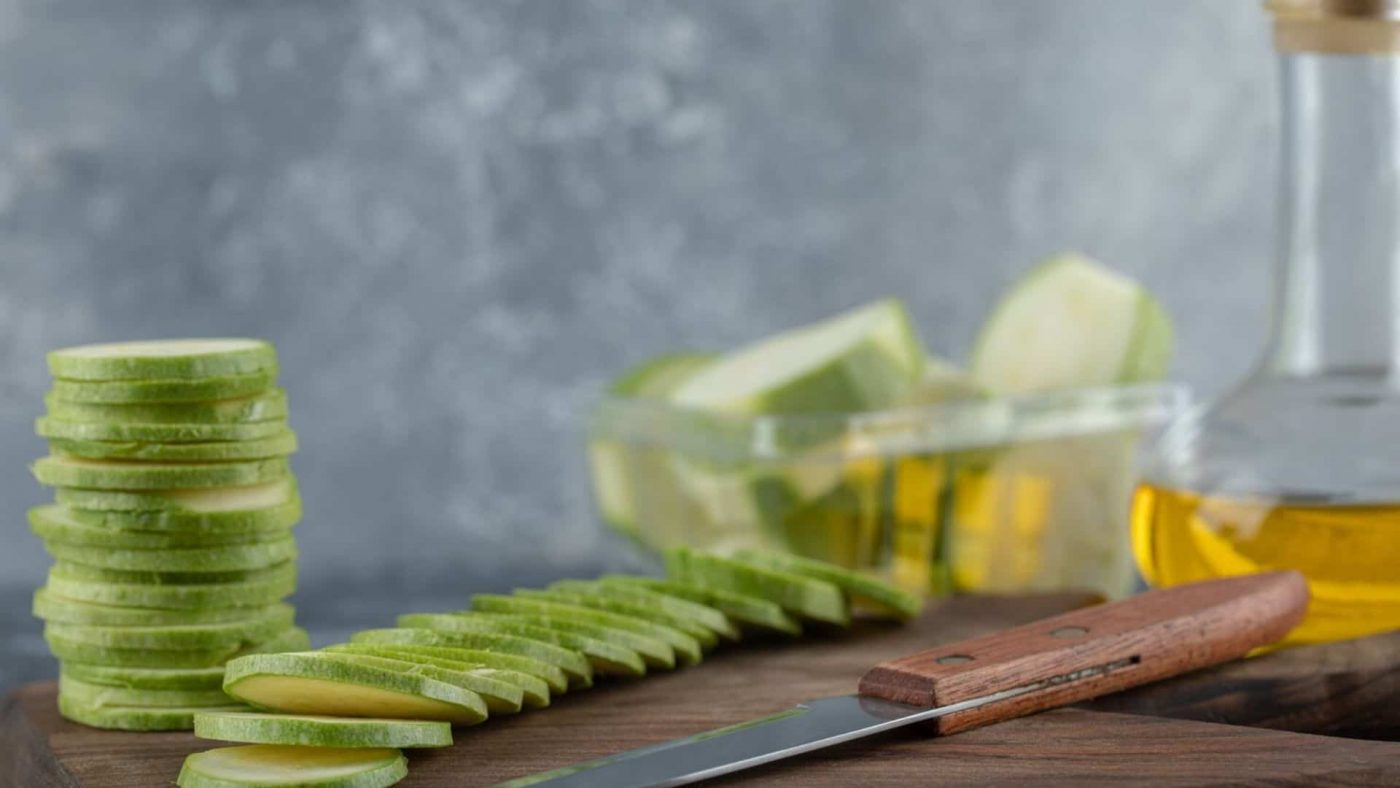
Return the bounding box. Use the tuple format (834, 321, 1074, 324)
(588, 382, 1193, 459)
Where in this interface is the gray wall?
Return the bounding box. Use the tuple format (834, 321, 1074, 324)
(0, 0, 1278, 683)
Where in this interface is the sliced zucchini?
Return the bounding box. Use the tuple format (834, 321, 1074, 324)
(28, 503, 297, 547)
(193, 711, 452, 749)
(666, 548, 849, 626)
(45, 389, 287, 425)
(549, 578, 739, 641)
(223, 652, 488, 725)
(43, 536, 297, 574)
(321, 643, 561, 701)
(178, 745, 407, 788)
(50, 370, 275, 404)
(600, 576, 803, 636)
(315, 652, 523, 715)
(463, 612, 675, 671)
(349, 628, 592, 690)
(970, 253, 1174, 395)
(49, 431, 297, 462)
(37, 416, 289, 444)
(59, 674, 233, 708)
(516, 587, 717, 652)
(732, 548, 923, 620)
(34, 590, 293, 628)
(48, 338, 277, 381)
(58, 694, 249, 731)
(43, 608, 294, 651)
(60, 662, 228, 691)
(32, 456, 290, 491)
(471, 594, 701, 667)
(45, 561, 296, 610)
(397, 613, 645, 678)
(670, 298, 925, 416)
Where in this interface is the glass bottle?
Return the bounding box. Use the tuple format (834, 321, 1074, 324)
(1131, 0, 1400, 644)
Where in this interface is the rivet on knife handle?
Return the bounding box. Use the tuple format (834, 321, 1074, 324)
(857, 570, 1309, 735)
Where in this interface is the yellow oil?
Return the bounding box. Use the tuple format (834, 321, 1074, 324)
(1131, 482, 1400, 644)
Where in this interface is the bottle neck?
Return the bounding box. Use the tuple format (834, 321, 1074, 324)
(1267, 53, 1400, 378)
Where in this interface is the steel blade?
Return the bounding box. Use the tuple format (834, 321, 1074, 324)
(496, 656, 1138, 788)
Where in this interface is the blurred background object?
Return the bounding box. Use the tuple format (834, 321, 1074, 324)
(0, 0, 1275, 689)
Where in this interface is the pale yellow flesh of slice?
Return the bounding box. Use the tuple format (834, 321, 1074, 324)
(229, 676, 476, 723)
(183, 744, 401, 781)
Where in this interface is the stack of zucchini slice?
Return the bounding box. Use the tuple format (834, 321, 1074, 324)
(31, 339, 307, 731)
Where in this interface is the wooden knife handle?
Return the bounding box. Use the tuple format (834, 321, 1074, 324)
(857, 571, 1309, 735)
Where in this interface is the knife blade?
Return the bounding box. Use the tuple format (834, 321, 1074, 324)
(497, 570, 1309, 788)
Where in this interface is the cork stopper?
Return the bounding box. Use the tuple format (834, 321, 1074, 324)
(1268, 0, 1400, 53)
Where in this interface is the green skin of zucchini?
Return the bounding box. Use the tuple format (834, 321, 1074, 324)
(517, 587, 718, 651)
(36, 415, 289, 444)
(32, 456, 291, 491)
(396, 613, 647, 677)
(462, 612, 676, 670)
(732, 548, 924, 620)
(666, 548, 850, 626)
(177, 745, 408, 788)
(60, 663, 230, 691)
(49, 369, 276, 404)
(470, 594, 702, 667)
(59, 674, 234, 708)
(192, 711, 453, 749)
(599, 576, 803, 635)
(45, 561, 297, 610)
(28, 503, 299, 548)
(314, 652, 524, 714)
(551, 579, 739, 640)
(34, 590, 294, 628)
(44, 389, 287, 425)
(321, 643, 563, 699)
(43, 536, 298, 574)
(349, 628, 594, 690)
(47, 339, 277, 381)
(43, 607, 295, 651)
(58, 693, 250, 732)
(48, 431, 298, 462)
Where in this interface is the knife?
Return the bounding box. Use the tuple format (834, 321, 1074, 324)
(497, 570, 1309, 788)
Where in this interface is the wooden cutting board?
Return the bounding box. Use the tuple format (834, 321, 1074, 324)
(4, 593, 1398, 787)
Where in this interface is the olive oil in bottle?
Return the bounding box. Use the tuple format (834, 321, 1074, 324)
(1133, 1, 1400, 644)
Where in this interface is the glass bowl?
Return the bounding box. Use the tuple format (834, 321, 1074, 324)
(587, 383, 1190, 600)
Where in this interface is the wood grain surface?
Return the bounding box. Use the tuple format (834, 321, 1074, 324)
(4, 592, 1398, 787)
(858, 571, 1309, 734)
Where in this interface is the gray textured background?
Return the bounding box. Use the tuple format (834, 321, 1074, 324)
(0, 0, 1277, 689)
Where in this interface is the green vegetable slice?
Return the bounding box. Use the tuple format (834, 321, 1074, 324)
(463, 612, 675, 671)
(178, 745, 407, 788)
(600, 576, 802, 635)
(45, 389, 287, 425)
(44, 607, 294, 650)
(398, 613, 645, 678)
(34, 590, 293, 628)
(472, 594, 701, 667)
(732, 548, 923, 620)
(60, 662, 228, 691)
(549, 579, 739, 641)
(49, 431, 297, 462)
(33, 456, 291, 491)
(59, 674, 233, 708)
(58, 694, 250, 731)
(516, 587, 717, 652)
(50, 370, 276, 404)
(349, 628, 592, 690)
(36, 416, 289, 444)
(666, 548, 849, 626)
(223, 652, 488, 725)
(321, 643, 560, 700)
(670, 298, 926, 417)
(193, 711, 452, 749)
(48, 338, 277, 382)
(316, 651, 523, 714)
(43, 537, 297, 574)
(970, 253, 1173, 395)
(29, 503, 298, 547)
(45, 561, 296, 610)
